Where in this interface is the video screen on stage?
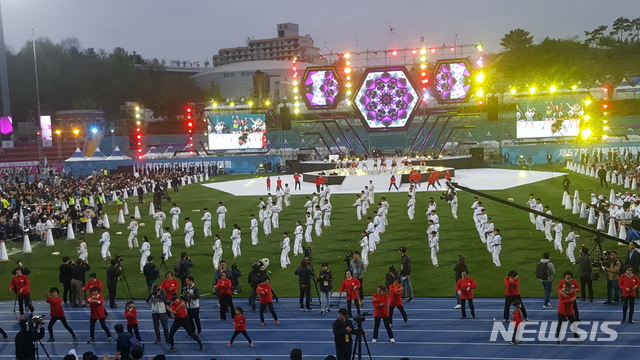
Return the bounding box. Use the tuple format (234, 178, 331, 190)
(0, 116, 13, 140)
(301, 67, 341, 110)
(352, 66, 420, 131)
(207, 114, 267, 150)
(432, 59, 472, 103)
(515, 97, 586, 138)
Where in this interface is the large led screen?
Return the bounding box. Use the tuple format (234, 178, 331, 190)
(432, 59, 472, 104)
(515, 97, 585, 138)
(40, 115, 53, 147)
(300, 67, 341, 110)
(352, 66, 420, 131)
(207, 114, 267, 150)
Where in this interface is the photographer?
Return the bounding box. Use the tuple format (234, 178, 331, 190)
(59, 256, 74, 306)
(604, 251, 622, 304)
(248, 262, 266, 313)
(143, 256, 160, 295)
(146, 283, 169, 344)
(295, 259, 314, 311)
(184, 276, 202, 336)
(177, 252, 193, 290)
(15, 318, 45, 360)
(106, 258, 122, 308)
(318, 263, 333, 314)
(71, 258, 90, 307)
(349, 252, 366, 303)
(332, 308, 353, 360)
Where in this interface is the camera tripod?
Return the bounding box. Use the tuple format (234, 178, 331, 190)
(351, 318, 372, 360)
(119, 267, 134, 300)
(159, 256, 168, 274)
(35, 338, 53, 360)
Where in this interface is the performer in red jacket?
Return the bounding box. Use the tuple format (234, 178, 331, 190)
(456, 271, 476, 319)
(338, 270, 361, 317)
(10, 268, 34, 317)
(86, 287, 112, 343)
(388, 278, 408, 325)
(503, 270, 528, 321)
(216, 271, 236, 320)
(619, 265, 640, 323)
(227, 307, 253, 346)
(256, 277, 278, 325)
(555, 281, 578, 343)
(125, 300, 141, 341)
(46, 287, 77, 342)
(371, 285, 395, 343)
(557, 271, 581, 321)
(510, 300, 523, 344)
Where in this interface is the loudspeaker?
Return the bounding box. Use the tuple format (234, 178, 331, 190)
(280, 106, 291, 130)
(470, 147, 484, 160)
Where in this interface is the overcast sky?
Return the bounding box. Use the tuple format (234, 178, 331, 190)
(1, 0, 636, 63)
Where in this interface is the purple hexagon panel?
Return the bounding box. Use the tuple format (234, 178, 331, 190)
(353, 66, 420, 131)
(300, 67, 341, 110)
(432, 59, 472, 104)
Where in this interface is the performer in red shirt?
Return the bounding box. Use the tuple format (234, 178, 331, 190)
(266, 177, 271, 192)
(276, 177, 283, 191)
(456, 271, 476, 319)
(388, 175, 399, 191)
(314, 176, 326, 193)
(227, 306, 253, 347)
(338, 270, 361, 317)
(86, 287, 112, 343)
(125, 300, 141, 341)
(160, 271, 179, 300)
(388, 278, 408, 325)
(293, 173, 301, 190)
(216, 271, 235, 320)
(371, 285, 395, 343)
(503, 270, 528, 322)
(510, 300, 523, 344)
(46, 287, 77, 342)
(166, 294, 204, 352)
(256, 278, 279, 325)
(555, 281, 578, 343)
(619, 265, 640, 323)
(557, 271, 581, 321)
(10, 268, 34, 317)
(82, 273, 103, 292)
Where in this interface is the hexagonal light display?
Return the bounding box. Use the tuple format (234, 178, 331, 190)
(432, 59, 472, 104)
(352, 66, 420, 132)
(300, 66, 342, 110)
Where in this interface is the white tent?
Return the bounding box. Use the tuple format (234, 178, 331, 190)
(64, 148, 89, 162)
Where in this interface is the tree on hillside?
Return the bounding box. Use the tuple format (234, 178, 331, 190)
(499, 28, 533, 51)
(610, 17, 632, 42)
(631, 17, 640, 43)
(584, 25, 608, 48)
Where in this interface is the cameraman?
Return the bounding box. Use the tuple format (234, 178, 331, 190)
(332, 308, 353, 360)
(248, 262, 266, 313)
(185, 276, 202, 336)
(350, 251, 366, 303)
(15, 318, 45, 360)
(59, 256, 74, 306)
(146, 283, 169, 344)
(604, 251, 622, 304)
(295, 259, 314, 311)
(143, 256, 160, 295)
(106, 258, 122, 308)
(177, 252, 193, 290)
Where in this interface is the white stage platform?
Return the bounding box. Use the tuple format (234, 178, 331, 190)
(201, 168, 567, 196)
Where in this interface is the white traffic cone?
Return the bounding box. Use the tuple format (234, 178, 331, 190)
(199, 174, 204, 182)
(608, 218, 617, 237)
(596, 213, 605, 230)
(67, 223, 75, 240)
(593, 168, 598, 178)
(149, 202, 155, 216)
(0, 241, 8, 262)
(573, 189, 580, 202)
(181, 177, 186, 186)
(134, 205, 141, 220)
(123, 190, 129, 199)
(85, 219, 94, 234)
(633, 178, 638, 190)
(205, 173, 210, 181)
(619, 222, 628, 244)
(101, 194, 106, 203)
(619, 175, 624, 186)
(124, 202, 129, 216)
(23, 234, 32, 254)
(606, 171, 611, 182)
(610, 189, 615, 203)
(166, 180, 171, 189)
(562, 192, 569, 207)
(111, 191, 117, 201)
(579, 202, 587, 219)
(572, 198, 580, 214)
(133, 187, 139, 197)
(46, 229, 55, 246)
(103, 213, 110, 229)
(588, 207, 596, 225)
(89, 195, 95, 207)
(624, 176, 630, 188)
(564, 195, 572, 210)
(118, 209, 125, 224)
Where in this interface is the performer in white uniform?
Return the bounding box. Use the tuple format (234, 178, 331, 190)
(139, 236, 150, 272)
(212, 234, 222, 269)
(429, 230, 439, 267)
(99, 226, 111, 261)
(161, 227, 172, 259)
(231, 224, 242, 259)
(201, 208, 212, 238)
(250, 214, 259, 245)
(170, 204, 181, 231)
(153, 209, 166, 239)
(360, 231, 369, 266)
(314, 205, 323, 237)
(304, 212, 314, 243)
(565, 227, 576, 264)
(127, 216, 139, 249)
(407, 195, 415, 220)
(492, 229, 502, 267)
(284, 184, 291, 207)
(293, 220, 304, 256)
(280, 232, 291, 269)
(322, 199, 332, 228)
(184, 217, 195, 248)
(78, 237, 88, 262)
(353, 195, 363, 221)
(217, 202, 227, 230)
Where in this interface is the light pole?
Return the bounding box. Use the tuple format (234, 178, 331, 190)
(73, 128, 80, 148)
(0, 1, 11, 118)
(55, 129, 62, 162)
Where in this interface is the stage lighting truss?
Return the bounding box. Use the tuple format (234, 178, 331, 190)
(299, 66, 342, 110)
(431, 59, 474, 104)
(352, 66, 421, 132)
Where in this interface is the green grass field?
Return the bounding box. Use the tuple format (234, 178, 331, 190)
(1, 164, 622, 301)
